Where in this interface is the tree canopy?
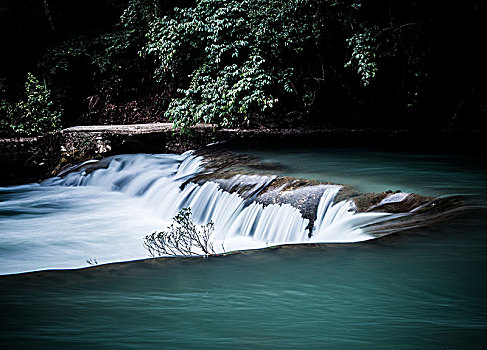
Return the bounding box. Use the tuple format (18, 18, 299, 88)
(0, 0, 485, 135)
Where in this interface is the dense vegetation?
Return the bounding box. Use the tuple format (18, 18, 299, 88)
(0, 0, 485, 135)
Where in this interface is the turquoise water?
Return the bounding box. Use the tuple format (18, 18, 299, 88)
(1, 148, 486, 349)
(241, 147, 487, 199)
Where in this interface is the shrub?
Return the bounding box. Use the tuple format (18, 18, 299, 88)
(0, 79, 15, 135)
(143, 207, 216, 257)
(1, 73, 61, 136)
(142, 0, 343, 130)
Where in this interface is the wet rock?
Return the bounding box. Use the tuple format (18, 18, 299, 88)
(191, 149, 466, 235)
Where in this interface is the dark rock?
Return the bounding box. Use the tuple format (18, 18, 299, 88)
(2, 123, 485, 189)
(188, 149, 466, 234)
(0, 134, 60, 186)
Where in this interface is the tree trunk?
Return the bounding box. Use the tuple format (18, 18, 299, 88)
(43, 0, 55, 32)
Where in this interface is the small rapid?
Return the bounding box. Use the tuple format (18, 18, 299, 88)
(1, 152, 397, 274)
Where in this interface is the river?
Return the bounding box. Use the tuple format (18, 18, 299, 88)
(1, 147, 486, 348)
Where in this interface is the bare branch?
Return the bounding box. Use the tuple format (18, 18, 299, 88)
(143, 208, 216, 257)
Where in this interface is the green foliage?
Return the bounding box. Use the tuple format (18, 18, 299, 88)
(1, 73, 61, 136)
(143, 208, 216, 257)
(142, 0, 331, 130)
(345, 27, 379, 86)
(11, 0, 432, 131)
(16, 73, 61, 135)
(38, 1, 154, 79)
(6, 0, 474, 130)
(38, 7, 150, 109)
(40, 30, 136, 79)
(0, 79, 15, 134)
(120, 0, 160, 29)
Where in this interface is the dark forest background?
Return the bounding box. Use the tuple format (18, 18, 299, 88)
(1, 0, 485, 135)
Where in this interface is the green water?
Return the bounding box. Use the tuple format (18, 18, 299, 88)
(1, 148, 486, 349)
(241, 147, 487, 199)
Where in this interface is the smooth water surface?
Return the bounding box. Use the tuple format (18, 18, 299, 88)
(1, 148, 486, 349)
(241, 147, 487, 200)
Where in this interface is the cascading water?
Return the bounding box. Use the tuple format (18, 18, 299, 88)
(0, 152, 401, 275)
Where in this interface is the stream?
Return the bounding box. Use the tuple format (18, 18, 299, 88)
(1, 147, 486, 348)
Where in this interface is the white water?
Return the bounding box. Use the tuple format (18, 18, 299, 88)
(0, 152, 397, 275)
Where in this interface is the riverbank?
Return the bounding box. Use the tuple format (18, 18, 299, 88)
(1, 123, 486, 185)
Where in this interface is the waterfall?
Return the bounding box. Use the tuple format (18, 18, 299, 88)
(46, 152, 398, 251)
(311, 186, 393, 243)
(0, 152, 454, 274)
